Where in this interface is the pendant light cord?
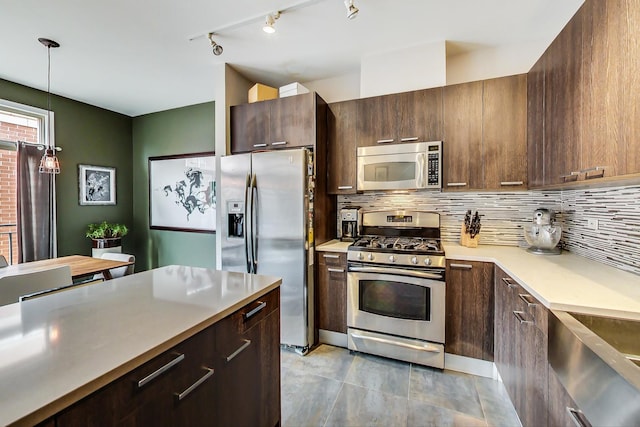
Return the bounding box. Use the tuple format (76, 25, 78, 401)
(47, 44, 51, 150)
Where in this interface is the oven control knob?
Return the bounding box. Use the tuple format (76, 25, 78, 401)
(367, 253, 375, 261)
(357, 252, 364, 261)
(411, 256, 419, 265)
(424, 258, 432, 266)
(389, 255, 396, 263)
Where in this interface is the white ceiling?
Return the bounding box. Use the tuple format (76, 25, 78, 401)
(0, 0, 583, 117)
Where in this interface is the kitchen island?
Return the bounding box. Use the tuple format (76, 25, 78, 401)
(0, 265, 281, 427)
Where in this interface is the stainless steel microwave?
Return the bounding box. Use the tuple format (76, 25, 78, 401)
(356, 141, 442, 191)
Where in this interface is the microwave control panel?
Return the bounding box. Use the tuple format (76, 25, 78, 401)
(426, 143, 441, 187)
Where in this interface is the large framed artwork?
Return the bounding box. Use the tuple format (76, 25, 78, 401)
(79, 164, 116, 205)
(148, 152, 216, 233)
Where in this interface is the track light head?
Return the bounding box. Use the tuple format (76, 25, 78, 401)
(263, 12, 280, 34)
(208, 33, 223, 55)
(344, 0, 359, 20)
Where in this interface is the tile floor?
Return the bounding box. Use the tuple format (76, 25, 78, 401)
(281, 344, 521, 427)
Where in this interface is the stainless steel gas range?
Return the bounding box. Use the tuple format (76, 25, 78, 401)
(346, 210, 446, 369)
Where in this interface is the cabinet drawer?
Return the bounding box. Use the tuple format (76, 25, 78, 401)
(224, 288, 280, 334)
(496, 272, 547, 334)
(57, 326, 216, 426)
(318, 252, 347, 268)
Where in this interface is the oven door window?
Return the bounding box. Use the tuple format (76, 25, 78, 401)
(359, 279, 430, 321)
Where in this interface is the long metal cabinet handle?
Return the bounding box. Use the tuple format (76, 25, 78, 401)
(513, 311, 533, 325)
(337, 185, 353, 190)
(244, 301, 266, 320)
(350, 333, 441, 353)
(136, 352, 185, 389)
(500, 181, 524, 186)
(566, 407, 592, 427)
(446, 182, 467, 187)
(250, 173, 258, 274)
(518, 293, 538, 307)
(376, 139, 395, 144)
(244, 173, 252, 274)
(174, 367, 214, 402)
(253, 143, 268, 148)
(501, 277, 518, 288)
(271, 141, 287, 146)
(327, 268, 344, 273)
(323, 254, 340, 259)
(226, 339, 252, 362)
(400, 137, 419, 142)
(449, 263, 472, 269)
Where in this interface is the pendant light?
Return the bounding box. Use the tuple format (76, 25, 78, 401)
(38, 37, 61, 174)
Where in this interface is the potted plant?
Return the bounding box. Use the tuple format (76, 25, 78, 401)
(86, 221, 129, 257)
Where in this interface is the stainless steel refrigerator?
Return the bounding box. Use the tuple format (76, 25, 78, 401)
(220, 148, 314, 353)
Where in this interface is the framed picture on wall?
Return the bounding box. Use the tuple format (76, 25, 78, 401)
(148, 152, 216, 233)
(78, 164, 116, 205)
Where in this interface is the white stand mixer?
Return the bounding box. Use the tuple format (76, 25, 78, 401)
(524, 208, 562, 255)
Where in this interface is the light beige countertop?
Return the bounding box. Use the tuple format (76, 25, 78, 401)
(0, 265, 281, 426)
(443, 243, 640, 321)
(315, 239, 352, 253)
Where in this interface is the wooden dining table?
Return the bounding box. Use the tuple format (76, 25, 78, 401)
(0, 255, 134, 281)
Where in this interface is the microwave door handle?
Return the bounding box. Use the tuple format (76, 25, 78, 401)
(250, 173, 258, 274)
(417, 153, 426, 188)
(244, 173, 252, 274)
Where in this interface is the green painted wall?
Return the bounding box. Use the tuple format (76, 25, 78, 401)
(0, 78, 133, 257)
(132, 102, 216, 271)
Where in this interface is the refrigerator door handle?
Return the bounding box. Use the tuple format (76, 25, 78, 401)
(244, 173, 252, 273)
(250, 173, 258, 274)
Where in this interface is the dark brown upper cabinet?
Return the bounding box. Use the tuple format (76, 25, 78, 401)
(443, 81, 483, 191)
(483, 74, 528, 190)
(443, 75, 527, 191)
(327, 100, 357, 194)
(356, 88, 443, 147)
(230, 92, 316, 154)
(528, 0, 640, 188)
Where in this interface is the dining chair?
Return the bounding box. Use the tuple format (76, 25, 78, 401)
(94, 253, 135, 280)
(0, 265, 73, 306)
(20, 278, 104, 302)
(0, 255, 8, 268)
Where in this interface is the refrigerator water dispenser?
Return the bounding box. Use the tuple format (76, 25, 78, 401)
(227, 201, 244, 238)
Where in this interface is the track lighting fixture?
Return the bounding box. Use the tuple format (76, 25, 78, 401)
(208, 33, 223, 55)
(263, 12, 280, 34)
(344, 0, 359, 20)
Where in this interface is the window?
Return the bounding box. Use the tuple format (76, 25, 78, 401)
(0, 99, 54, 264)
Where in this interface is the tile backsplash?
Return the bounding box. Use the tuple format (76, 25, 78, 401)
(339, 184, 640, 276)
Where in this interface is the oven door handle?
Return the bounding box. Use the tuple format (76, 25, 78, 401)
(350, 332, 442, 353)
(348, 266, 443, 280)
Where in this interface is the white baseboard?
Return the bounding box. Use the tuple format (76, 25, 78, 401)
(444, 353, 497, 379)
(319, 330, 348, 348)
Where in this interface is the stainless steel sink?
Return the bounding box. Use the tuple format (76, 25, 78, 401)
(571, 312, 640, 368)
(549, 310, 640, 426)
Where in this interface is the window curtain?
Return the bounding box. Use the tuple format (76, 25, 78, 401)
(17, 143, 57, 262)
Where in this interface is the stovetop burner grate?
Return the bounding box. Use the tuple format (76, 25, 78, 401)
(351, 236, 443, 254)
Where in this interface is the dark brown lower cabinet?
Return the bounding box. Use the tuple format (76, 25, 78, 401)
(55, 288, 280, 427)
(494, 266, 548, 427)
(445, 260, 494, 361)
(548, 364, 585, 427)
(317, 251, 347, 333)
